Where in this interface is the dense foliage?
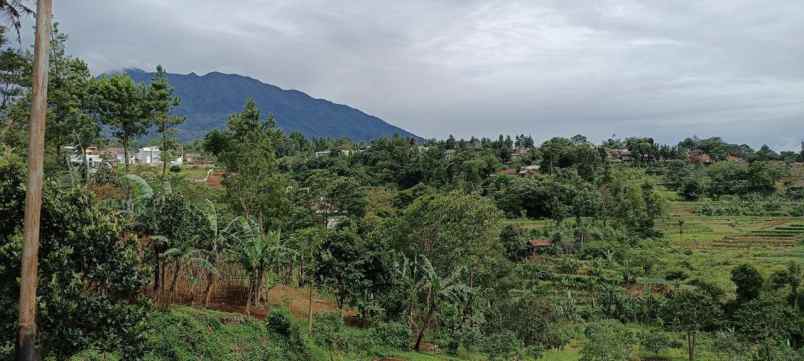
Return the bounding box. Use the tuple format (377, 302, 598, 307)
(0, 23, 802, 361)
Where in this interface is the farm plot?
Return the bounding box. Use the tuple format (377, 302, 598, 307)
(711, 222, 804, 249)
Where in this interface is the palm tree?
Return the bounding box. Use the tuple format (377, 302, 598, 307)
(0, 0, 33, 43)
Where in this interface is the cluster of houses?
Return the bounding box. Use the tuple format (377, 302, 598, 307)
(605, 147, 748, 165)
(314, 149, 357, 158)
(495, 145, 750, 179)
(64, 145, 205, 170)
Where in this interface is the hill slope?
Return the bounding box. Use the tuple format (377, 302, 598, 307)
(124, 69, 417, 142)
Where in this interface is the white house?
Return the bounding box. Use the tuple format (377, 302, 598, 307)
(134, 146, 184, 167)
(63, 146, 102, 167)
(135, 146, 161, 165)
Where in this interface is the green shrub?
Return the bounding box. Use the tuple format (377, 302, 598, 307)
(557, 257, 581, 274)
(481, 330, 542, 361)
(369, 322, 411, 351)
(580, 320, 637, 361)
(143, 308, 280, 361)
(665, 270, 689, 281)
(0, 161, 150, 360)
(266, 308, 294, 338)
(640, 331, 681, 356)
(312, 312, 345, 351)
(266, 308, 324, 361)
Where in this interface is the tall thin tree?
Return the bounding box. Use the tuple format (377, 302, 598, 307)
(148, 65, 182, 177)
(16, 1, 52, 360)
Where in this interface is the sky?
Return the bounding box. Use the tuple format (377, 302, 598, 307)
(32, 0, 804, 149)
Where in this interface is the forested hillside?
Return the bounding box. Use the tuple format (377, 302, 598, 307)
(124, 68, 417, 142)
(1, 7, 803, 361)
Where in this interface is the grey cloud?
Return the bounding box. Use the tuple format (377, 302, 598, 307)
(31, 0, 804, 149)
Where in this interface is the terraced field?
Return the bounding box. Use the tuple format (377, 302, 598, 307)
(712, 223, 804, 248)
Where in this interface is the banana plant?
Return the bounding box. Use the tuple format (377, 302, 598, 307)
(198, 200, 237, 307)
(161, 236, 213, 298)
(236, 218, 296, 315)
(120, 174, 153, 214)
(394, 254, 470, 352)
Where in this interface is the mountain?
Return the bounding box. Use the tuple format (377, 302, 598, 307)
(123, 69, 417, 142)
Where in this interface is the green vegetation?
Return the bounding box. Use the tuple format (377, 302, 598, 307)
(0, 20, 803, 361)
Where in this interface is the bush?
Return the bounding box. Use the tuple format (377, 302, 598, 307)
(580, 320, 637, 361)
(557, 258, 581, 274)
(369, 322, 411, 351)
(481, 330, 542, 361)
(170, 164, 181, 173)
(640, 331, 681, 356)
(0, 161, 150, 360)
(312, 312, 345, 351)
(266, 308, 324, 361)
(143, 308, 281, 360)
(665, 270, 689, 281)
(266, 309, 294, 338)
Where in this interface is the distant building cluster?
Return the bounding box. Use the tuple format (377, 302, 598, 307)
(63, 145, 207, 171)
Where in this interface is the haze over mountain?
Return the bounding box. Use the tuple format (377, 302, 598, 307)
(124, 69, 417, 142)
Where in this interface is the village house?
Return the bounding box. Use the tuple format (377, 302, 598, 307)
(135, 146, 161, 165)
(687, 150, 713, 165)
(510, 147, 530, 160)
(528, 239, 554, 255)
(183, 152, 211, 165)
(314, 150, 332, 158)
(100, 147, 128, 164)
(63, 145, 103, 167)
(519, 164, 541, 176)
(726, 154, 746, 163)
(445, 149, 457, 160)
(132, 146, 183, 166)
(607, 148, 633, 162)
(495, 168, 518, 176)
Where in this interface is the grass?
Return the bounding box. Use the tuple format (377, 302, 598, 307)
(652, 198, 804, 291)
(538, 340, 582, 361)
(387, 351, 485, 361)
(69, 306, 494, 361)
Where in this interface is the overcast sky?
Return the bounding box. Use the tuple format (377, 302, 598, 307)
(37, 0, 804, 149)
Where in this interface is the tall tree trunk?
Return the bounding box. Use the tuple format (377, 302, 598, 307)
(253, 269, 265, 307)
(245, 274, 254, 316)
(153, 261, 161, 292)
(414, 307, 435, 352)
(414, 288, 434, 352)
(16, 1, 53, 360)
(81, 147, 90, 183)
(161, 129, 167, 178)
(687, 332, 694, 361)
(204, 271, 216, 307)
(160, 261, 167, 298)
(299, 257, 305, 288)
(122, 136, 129, 174)
(308, 279, 314, 334)
(170, 262, 181, 297)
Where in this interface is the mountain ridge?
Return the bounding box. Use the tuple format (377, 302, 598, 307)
(121, 68, 417, 142)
